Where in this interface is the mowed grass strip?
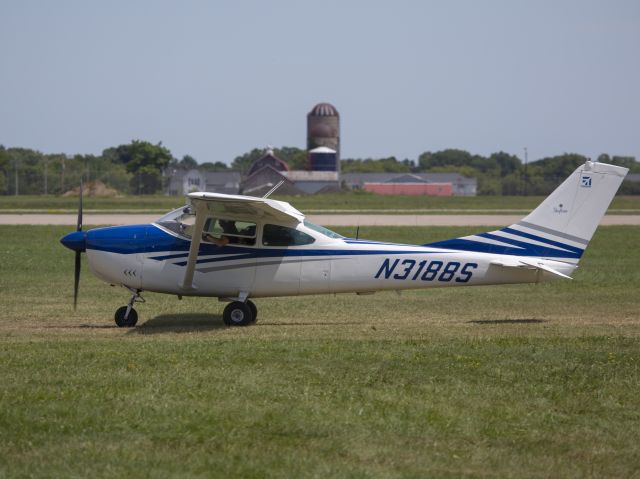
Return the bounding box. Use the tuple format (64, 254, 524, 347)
(0, 225, 639, 478)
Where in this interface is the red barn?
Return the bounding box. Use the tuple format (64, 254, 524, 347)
(364, 181, 452, 196)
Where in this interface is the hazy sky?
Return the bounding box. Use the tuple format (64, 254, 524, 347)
(1, 0, 638, 164)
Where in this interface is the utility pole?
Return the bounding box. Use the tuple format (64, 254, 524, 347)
(44, 159, 48, 195)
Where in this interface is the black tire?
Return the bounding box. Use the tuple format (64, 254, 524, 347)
(223, 301, 253, 326)
(246, 300, 258, 322)
(115, 306, 138, 327)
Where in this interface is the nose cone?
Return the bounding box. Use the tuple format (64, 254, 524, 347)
(60, 231, 87, 252)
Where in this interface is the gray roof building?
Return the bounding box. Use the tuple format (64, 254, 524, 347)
(166, 169, 241, 196)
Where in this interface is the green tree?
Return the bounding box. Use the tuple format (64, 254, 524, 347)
(0, 146, 8, 194)
(610, 155, 640, 172)
(276, 147, 307, 170)
(501, 172, 522, 195)
(103, 140, 173, 194)
(521, 153, 587, 195)
(231, 148, 267, 173)
(179, 155, 198, 170)
(418, 149, 476, 171)
(341, 157, 410, 173)
(200, 161, 230, 172)
(488, 151, 521, 177)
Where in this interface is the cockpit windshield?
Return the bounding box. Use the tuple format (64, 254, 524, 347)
(303, 220, 344, 239)
(156, 206, 197, 237)
(156, 205, 193, 223)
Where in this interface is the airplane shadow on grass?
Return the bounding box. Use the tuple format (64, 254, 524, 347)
(468, 318, 547, 325)
(129, 315, 366, 334)
(131, 313, 226, 334)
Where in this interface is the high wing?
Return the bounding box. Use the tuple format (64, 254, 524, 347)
(187, 192, 304, 224)
(179, 192, 304, 290)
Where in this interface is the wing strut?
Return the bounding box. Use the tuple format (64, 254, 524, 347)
(179, 202, 208, 291)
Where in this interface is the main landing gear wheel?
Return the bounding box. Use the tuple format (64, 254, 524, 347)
(246, 300, 258, 322)
(223, 301, 254, 326)
(115, 306, 138, 327)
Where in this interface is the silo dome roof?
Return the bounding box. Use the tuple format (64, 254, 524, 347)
(309, 102, 339, 117)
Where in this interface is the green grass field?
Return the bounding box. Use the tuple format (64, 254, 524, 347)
(1, 225, 639, 477)
(1, 193, 639, 214)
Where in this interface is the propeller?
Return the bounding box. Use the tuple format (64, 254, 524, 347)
(73, 181, 83, 310)
(60, 180, 87, 310)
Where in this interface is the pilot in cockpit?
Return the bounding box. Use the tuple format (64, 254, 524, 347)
(202, 233, 229, 247)
(202, 219, 237, 246)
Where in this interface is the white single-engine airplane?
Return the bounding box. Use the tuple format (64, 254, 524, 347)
(61, 161, 628, 327)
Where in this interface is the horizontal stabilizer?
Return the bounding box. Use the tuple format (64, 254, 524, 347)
(519, 260, 573, 280)
(490, 259, 573, 280)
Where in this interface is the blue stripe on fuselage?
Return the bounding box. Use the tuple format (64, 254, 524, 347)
(499, 227, 584, 254)
(85, 224, 448, 263)
(425, 237, 582, 259)
(171, 247, 446, 267)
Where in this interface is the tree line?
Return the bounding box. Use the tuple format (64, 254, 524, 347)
(0, 141, 228, 196)
(1, 141, 638, 195)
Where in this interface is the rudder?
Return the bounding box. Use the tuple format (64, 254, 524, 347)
(517, 161, 628, 245)
(426, 161, 628, 264)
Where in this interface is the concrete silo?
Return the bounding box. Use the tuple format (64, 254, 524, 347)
(307, 102, 340, 171)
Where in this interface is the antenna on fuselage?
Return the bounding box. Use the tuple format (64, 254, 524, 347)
(356, 225, 360, 240)
(262, 180, 285, 199)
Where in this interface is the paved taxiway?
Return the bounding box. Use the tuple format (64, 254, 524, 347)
(1, 214, 639, 226)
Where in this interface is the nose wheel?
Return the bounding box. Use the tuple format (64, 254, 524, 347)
(115, 306, 138, 327)
(115, 288, 144, 328)
(223, 300, 258, 326)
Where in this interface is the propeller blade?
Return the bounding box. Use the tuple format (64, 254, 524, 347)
(74, 180, 83, 310)
(77, 180, 83, 232)
(74, 250, 81, 310)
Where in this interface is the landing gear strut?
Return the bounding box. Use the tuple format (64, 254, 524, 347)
(223, 300, 258, 326)
(115, 288, 144, 328)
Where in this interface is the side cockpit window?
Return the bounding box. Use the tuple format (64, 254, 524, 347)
(203, 218, 257, 246)
(262, 224, 315, 247)
(156, 208, 257, 246)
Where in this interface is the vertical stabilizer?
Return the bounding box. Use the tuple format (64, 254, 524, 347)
(426, 161, 628, 263)
(518, 161, 628, 244)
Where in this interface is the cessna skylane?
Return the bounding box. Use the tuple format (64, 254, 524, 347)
(61, 161, 628, 327)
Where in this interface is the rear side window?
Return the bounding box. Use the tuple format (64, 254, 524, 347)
(262, 224, 315, 247)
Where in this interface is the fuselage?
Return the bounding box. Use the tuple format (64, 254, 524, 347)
(81, 221, 576, 299)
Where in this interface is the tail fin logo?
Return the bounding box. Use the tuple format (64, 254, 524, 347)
(581, 176, 592, 188)
(553, 203, 568, 214)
